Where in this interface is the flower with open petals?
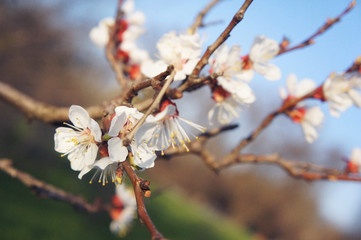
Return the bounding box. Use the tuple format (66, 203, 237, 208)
(141, 31, 202, 81)
(136, 99, 205, 154)
(54, 105, 102, 175)
(288, 106, 324, 143)
(323, 72, 361, 117)
(209, 44, 244, 91)
(110, 184, 137, 236)
(239, 35, 281, 81)
(208, 85, 255, 125)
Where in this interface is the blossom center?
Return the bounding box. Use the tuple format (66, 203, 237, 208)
(241, 55, 253, 70)
(288, 108, 306, 123)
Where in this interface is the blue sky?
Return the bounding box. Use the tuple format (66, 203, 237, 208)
(52, 0, 361, 234)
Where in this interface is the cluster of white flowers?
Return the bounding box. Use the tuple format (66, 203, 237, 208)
(109, 184, 137, 236)
(141, 31, 202, 81)
(89, 0, 149, 80)
(207, 35, 281, 125)
(54, 102, 205, 184)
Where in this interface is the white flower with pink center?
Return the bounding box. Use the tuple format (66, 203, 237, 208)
(287, 106, 324, 143)
(208, 85, 255, 125)
(279, 75, 323, 143)
(54, 105, 102, 176)
(141, 31, 202, 81)
(110, 184, 137, 236)
(239, 35, 281, 82)
(323, 72, 361, 117)
(136, 99, 206, 154)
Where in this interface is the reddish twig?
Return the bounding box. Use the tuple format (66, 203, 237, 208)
(122, 161, 165, 240)
(278, 1, 356, 56)
(0, 158, 103, 213)
(188, 0, 222, 34)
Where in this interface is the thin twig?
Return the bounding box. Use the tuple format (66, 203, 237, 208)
(278, 1, 356, 56)
(122, 161, 165, 240)
(123, 66, 175, 146)
(0, 158, 103, 213)
(189, 0, 222, 34)
(188, 0, 253, 80)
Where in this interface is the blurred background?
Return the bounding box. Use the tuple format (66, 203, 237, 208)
(1, 0, 361, 239)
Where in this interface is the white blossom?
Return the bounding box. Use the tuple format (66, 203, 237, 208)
(110, 184, 137, 236)
(348, 148, 361, 173)
(89, 17, 114, 48)
(54, 105, 102, 177)
(323, 72, 361, 117)
(136, 100, 205, 154)
(141, 31, 202, 81)
(288, 106, 324, 143)
(239, 35, 281, 81)
(208, 85, 255, 125)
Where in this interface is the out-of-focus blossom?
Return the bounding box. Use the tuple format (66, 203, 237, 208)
(136, 99, 205, 154)
(239, 35, 281, 81)
(141, 31, 202, 81)
(323, 72, 361, 117)
(288, 106, 324, 143)
(279, 73, 317, 100)
(89, 17, 115, 48)
(110, 184, 137, 236)
(208, 85, 255, 125)
(345, 148, 361, 173)
(54, 105, 102, 178)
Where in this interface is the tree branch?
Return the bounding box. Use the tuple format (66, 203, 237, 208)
(122, 161, 165, 240)
(0, 82, 104, 123)
(0, 158, 103, 213)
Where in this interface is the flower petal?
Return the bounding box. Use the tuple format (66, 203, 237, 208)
(84, 143, 98, 165)
(250, 35, 279, 63)
(54, 127, 77, 153)
(108, 137, 128, 162)
(349, 89, 361, 107)
(69, 105, 91, 129)
(109, 112, 127, 137)
(253, 62, 281, 81)
(94, 157, 114, 170)
(90, 119, 102, 142)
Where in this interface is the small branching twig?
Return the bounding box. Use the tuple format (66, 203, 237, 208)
(278, 1, 356, 56)
(0, 159, 103, 213)
(183, 0, 253, 91)
(189, 0, 222, 34)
